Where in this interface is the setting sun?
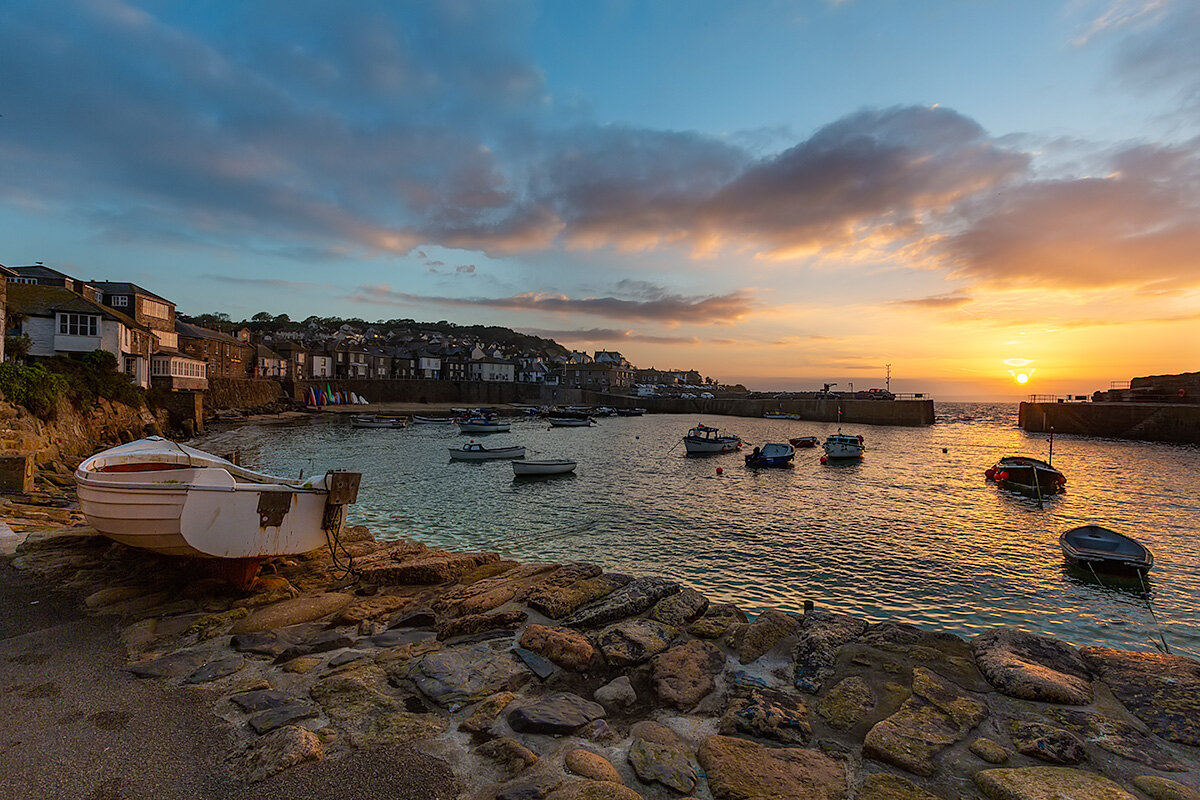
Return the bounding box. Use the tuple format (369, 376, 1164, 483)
(1015, 373, 1029, 384)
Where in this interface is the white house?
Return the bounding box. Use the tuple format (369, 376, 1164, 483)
(468, 358, 515, 383)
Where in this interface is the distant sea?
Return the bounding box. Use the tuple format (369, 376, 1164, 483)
(194, 402, 1200, 657)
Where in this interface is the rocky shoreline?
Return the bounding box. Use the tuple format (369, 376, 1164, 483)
(5, 512, 1200, 799)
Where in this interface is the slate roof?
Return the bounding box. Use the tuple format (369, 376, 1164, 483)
(87, 281, 171, 304)
(6, 283, 142, 330)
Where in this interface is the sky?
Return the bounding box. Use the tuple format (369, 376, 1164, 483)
(2, 0, 1199, 400)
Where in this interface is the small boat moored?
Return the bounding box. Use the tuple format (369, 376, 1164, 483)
(1059, 525, 1153, 573)
(548, 417, 595, 427)
(449, 442, 526, 460)
(615, 408, 646, 417)
(789, 436, 819, 448)
(512, 459, 577, 476)
(457, 417, 511, 433)
(822, 432, 865, 460)
(412, 415, 454, 424)
(350, 414, 405, 429)
(683, 424, 742, 455)
(75, 438, 361, 582)
(745, 442, 795, 468)
(986, 456, 1065, 495)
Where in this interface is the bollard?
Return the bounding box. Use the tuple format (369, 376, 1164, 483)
(803, 599, 814, 614)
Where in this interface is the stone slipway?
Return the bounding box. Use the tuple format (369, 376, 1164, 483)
(4, 516, 1200, 800)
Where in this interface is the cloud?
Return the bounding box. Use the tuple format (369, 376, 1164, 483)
(941, 139, 1200, 289)
(346, 285, 756, 323)
(1108, 2, 1200, 119)
(455, 264, 476, 273)
(519, 328, 699, 344)
(889, 290, 973, 309)
(203, 274, 330, 290)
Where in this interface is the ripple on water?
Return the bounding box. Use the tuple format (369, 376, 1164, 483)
(193, 404, 1200, 657)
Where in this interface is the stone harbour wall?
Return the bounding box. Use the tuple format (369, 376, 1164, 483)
(577, 391, 936, 426)
(206, 377, 286, 411)
(1021, 402, 1200, 445)
(0, 398, 163, 468)
(289, 378, 537, 406)
(7, 517, 1199, 800)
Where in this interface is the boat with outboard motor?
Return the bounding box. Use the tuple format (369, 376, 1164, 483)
(822, 431, 865, 460)
(448, 442, 526, 461)
(986, 456, 1065, 495)
(683, 424, 742, 455)
(1059, 525, 1153, 573)
(75, 438, 360, 566)
(789, 436, 819, 448)
(745, 442, 795, 468)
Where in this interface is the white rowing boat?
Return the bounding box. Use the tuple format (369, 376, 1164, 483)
(75, 438, 360, 564)
(512, 459, 577, 475)
(449, 442, 526, 460)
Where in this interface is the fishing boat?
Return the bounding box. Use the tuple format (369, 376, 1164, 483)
(985, 456, 1065, 495)
(789, 436, 819, 448)
(75, 438, 360, 573)
(745, 442, 795, 468)
(412, 415, 454, 424)
(683, 424, 742, 455)
(512, 459, 577, 476)
(350, 414, 405, 429)
(1059, 525, 1153, 572)
(457, 417, 511, 433)
(449, 442, 526, 461)
(548, 417, 594, 427)
(823, 432, 865, 460)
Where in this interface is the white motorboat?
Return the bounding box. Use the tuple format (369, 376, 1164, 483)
(449, 442, 526, 461)
(75, 438, 360, 563)
(682, 424, 742, 455)
(548, 417, 594, 427)
(512, 459, 577, 475)
(823, 432, 865, 459)
(350, 414, 405, 428)
(457, 417, 511, 433)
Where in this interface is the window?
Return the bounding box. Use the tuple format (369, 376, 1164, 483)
(59, 313, 98, 337)
(141, 299, 171, 319)
(112, 296, 129, 307)
(124, 357, 137, 375)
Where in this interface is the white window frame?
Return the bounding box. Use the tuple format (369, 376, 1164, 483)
(58, 313, 99, 337)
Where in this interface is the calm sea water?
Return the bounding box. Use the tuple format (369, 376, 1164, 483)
(193, 403, 1200, 657)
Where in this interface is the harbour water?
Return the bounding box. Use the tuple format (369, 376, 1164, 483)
(194, 403, 1200, 657)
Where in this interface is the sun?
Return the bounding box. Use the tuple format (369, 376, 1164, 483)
(1015, 373, 1030, 384)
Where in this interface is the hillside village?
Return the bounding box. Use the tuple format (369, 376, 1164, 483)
(0, 263, 721, 398)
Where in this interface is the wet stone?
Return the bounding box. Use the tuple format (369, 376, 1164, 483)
(519, 624, 596, 671)
(688, 603, 748, 640)
(792, 611, 869, 693)
(184, 655, 245, 684)
(514, 647, 557, 680)
(652, 638, 725, 710)
(389, 609, 437, 629)
(627, 736, 697, 794)
(478, 736, 539, 779)
(238, 725, 323, 783)
(247, 700, 320, 734)
(561, 576, 680, 629)
(230, 689, 293, 713)
(735, 608, 799, 664)
(698, 734, 848, 800)
(565, 749, 622, 784)
(648, 587, 709, 627)
(1008, 720, 1086, 765)
(972, 629, 1092, 705)
(721, 687, 812, 745)
(370, 629, 437, 648)
(127, 650, 209, 679)
(231, 631, 290, 658)
(857, 773, 943, 800)
(274, 629, 356, 663)
(508, 692, 606, 735)
(435, 609, 527, 640)
(460, 691, 517, 734)
(970, 736, 1009, 764)
(328, 650, 369, 668)
(973, 766, 1137, 800)
(1080, 646, 1200, 746)
(544, 782, 645, 800)
(1045, 708, 1185, 771)
(1132, 776, 1200, 800)
(597, 618, 679, 667)
(815, 675, 876, 731)
(593, 676, 637, 710)
(405, 642, 530, 708)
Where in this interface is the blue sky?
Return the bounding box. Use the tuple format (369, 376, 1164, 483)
(2, 0, 1198, 397)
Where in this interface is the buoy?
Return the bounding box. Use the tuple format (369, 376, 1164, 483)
(635, 435, 639, 439)
(1057, 475, 1067, 484)
(998, 471, 1010, 481)
(942, 447, 948, 454)
(820, 456, 828, 464)
(985, 468, 995, 479)
(716, 467, 723, 475)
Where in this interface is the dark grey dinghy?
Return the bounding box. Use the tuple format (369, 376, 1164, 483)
(1059, 525, 1154, 572)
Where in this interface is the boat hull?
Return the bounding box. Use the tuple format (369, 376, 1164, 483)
(449, 447, 526, 461)
(683, 438, 740, 454)
(548, 418, 593, 427)
(77, 468, 334, 558)
(513, 460, 577, 475)
(1059, 525, 1153, 572)
(457, 422, 511, 433)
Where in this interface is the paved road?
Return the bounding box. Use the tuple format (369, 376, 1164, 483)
(0, 559, 461, 800)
